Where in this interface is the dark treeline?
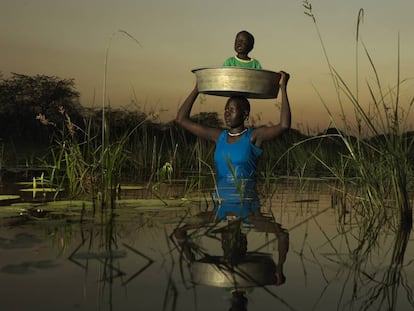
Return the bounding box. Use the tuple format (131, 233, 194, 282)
(1, 73, 414, 182)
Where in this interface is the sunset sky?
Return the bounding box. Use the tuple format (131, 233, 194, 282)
(2, 0, 414, 132)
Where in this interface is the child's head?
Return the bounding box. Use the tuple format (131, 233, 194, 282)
(234, 31, 255, 56)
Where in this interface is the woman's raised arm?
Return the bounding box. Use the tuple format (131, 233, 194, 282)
(251, 71, 291, 147)
(176, 84, 221, 142)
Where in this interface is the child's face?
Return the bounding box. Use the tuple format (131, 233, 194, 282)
(234, 33, 253, 55)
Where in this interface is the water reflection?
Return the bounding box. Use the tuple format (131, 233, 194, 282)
(1, 186, 414, 310)
(173, 212, 289, 310)
(340, 222, 414, 310)
(0, 232, 43, 249)
(1, 259, 59, 274)
(64, 212, 155, 310)
(69, 213, 154, 283)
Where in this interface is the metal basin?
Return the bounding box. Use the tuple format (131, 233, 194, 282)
(192, 67, 281, 99)
(191, 253, 276, 288)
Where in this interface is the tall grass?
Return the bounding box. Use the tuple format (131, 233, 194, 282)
(302, 1, 414, 226)
(100, 30, 143, 207)
(32, 8, 413, 226)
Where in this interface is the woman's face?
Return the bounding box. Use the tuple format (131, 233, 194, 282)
(224, 99, 246, 128)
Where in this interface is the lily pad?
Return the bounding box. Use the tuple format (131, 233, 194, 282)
(1, 260, 59, 274)
(116, 198, 188, 209)
(0, 206, 27, 218)
(44, 200, 93, 208)
(10, 202, 43, 208)
(20, 188, 62, 193)
(0, 233, 43, 249)
(0, 195, 20, 201)
(117, 185, 147, 190)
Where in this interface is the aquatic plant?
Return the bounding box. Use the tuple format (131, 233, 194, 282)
(303, 1, 414, 226)
(37, 104, 148, 210)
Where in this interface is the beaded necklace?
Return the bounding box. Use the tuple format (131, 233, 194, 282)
(227, 128, 248, 137)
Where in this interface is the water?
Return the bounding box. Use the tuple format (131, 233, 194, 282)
(1, 182, 414, 311)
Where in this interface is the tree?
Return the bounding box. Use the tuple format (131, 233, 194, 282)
(0, 73, 83, 146)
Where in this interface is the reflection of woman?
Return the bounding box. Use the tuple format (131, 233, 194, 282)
(176, 71, 291, 221)
(229, 290, 248, 311)
(173, 214, 288, 310)
(173, 214, 289, 287)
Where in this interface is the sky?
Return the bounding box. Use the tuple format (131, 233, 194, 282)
(2, 0, 414, 133)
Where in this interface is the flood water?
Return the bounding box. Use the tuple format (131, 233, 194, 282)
(1, 181, 414, 311)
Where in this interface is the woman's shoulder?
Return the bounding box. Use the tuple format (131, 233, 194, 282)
(218, 129, 228, 140)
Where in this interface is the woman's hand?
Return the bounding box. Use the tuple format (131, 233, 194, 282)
(275, 271, 286, 286)
(279, 71, 290, 88)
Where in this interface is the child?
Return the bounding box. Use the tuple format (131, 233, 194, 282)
(222, 30, 262, 69)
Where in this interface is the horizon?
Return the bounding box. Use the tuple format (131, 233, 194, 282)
(2, 0, 414, 133)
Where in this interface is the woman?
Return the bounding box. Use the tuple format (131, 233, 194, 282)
(176, 71, 291, 221)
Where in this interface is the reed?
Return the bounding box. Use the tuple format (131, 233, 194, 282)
(43, 108, 93, 199)
(303, 1, 414, 226)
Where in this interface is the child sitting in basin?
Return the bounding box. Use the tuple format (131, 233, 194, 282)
(222, 30, 262, 69)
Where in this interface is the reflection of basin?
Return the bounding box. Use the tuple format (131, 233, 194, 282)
(191, 253, 276, 287)
(192, 67, 280, 99)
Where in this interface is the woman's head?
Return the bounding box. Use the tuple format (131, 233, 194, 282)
(229, 290, 248, 311)
(224, 96, 250, 128)
(234, 31, 255, 55)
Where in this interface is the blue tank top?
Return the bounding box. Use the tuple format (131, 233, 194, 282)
(213, 128, 263, 220)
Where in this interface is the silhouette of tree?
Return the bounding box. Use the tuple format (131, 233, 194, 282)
(191, 112, 223, 128)
(0, 73, 83, 146)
